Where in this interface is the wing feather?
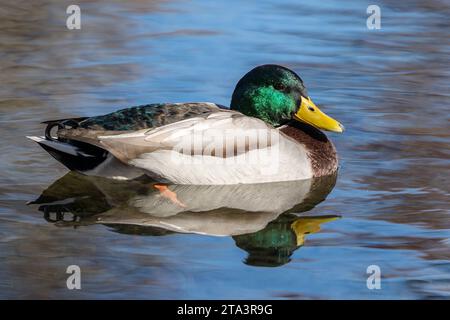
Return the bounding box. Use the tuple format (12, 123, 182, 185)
(98, 111, 279, 163)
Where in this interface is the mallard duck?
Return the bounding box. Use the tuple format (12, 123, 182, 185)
(28, 64, 343, 184)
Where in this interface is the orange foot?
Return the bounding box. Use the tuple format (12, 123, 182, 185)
(153, 184, 187, 208)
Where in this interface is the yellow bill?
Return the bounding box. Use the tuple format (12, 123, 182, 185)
(294, 97, 344, 133)
(291, 216, 340, 246)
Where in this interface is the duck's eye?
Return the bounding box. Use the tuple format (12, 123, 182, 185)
(274, 83, 286, 91)
(308, 106, 315, 112)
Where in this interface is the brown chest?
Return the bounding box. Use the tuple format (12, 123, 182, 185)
(280, 122, 338, 177)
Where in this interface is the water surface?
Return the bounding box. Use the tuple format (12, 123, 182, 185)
(0, 0, 449, 299)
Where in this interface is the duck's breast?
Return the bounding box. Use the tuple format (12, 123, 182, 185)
(280, 121, 338, 177)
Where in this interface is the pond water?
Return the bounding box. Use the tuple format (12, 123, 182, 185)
(0, 0, 449, 299)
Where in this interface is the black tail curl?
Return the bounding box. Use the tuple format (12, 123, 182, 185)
(39, 117, 109, 171)
(43, 117, 88, 141)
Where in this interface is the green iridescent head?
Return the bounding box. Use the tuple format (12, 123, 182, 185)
(230, 64, 307, 126)
(230, 64, 344, 132)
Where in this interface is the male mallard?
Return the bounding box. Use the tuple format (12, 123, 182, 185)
(28, 64, 344, 184)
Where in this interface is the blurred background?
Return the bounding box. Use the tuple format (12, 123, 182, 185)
(0, 0, 449, 299)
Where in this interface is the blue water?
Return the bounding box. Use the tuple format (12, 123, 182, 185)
(0, 0, 449, 299)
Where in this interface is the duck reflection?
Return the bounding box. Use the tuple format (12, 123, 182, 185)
(30, 172, 339, 267)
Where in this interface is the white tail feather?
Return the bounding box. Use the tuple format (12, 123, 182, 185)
(26, 136, 80, 156)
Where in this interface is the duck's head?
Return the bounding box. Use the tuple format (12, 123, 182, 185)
(230, 64, 344, 132)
